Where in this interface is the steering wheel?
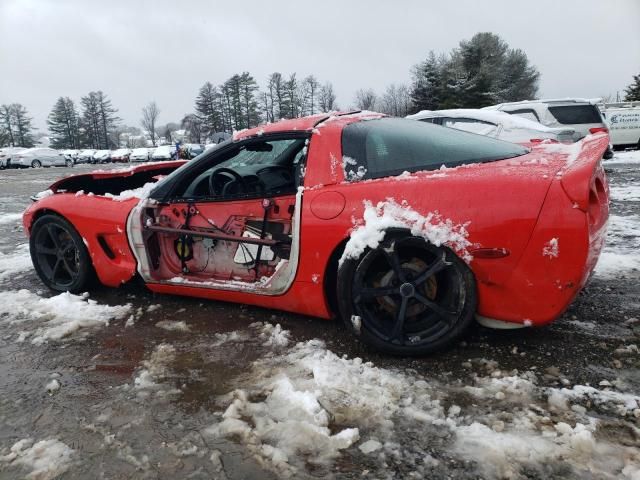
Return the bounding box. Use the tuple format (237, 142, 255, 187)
(208, 167, 248, 196)
(256, 165, 294, 186)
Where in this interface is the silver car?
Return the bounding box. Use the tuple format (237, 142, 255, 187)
(76, 149, 96, 164)
(12, 148, 72, 168)
(486, 98, 613, 158)
(407, 109, 575, 144)
(0, 147, 27, 169)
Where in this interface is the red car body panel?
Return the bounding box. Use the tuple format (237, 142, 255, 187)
(23, 115, 610, 328)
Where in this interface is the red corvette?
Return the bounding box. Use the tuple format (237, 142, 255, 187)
(22, 112, 609, 355)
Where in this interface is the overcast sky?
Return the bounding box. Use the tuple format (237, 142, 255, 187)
(1, 0, 639, 132)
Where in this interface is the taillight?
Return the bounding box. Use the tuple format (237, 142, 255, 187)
(530, 138, 558, 143)
(589, 127, 608, 134)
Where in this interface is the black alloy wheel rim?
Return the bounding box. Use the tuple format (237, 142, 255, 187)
(34, 223, 81, 288)
(352, 237, 466, 347)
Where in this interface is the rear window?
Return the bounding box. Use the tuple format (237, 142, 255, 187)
(548, 105, 602, 124)
(341, 118, 527, 181)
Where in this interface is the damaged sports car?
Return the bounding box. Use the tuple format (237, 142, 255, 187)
(22, 112, 610, 355)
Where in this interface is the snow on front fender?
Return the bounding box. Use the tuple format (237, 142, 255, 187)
(339, 199, 472, 266)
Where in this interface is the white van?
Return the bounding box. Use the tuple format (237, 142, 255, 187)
(599, 101, 640, 149)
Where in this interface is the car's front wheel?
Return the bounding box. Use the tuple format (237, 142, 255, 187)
(29, 214, 94, 293)
(31, 160, 42, 168)
(337, 232, 477, 356)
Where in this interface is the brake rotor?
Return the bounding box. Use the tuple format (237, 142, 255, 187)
(375, 257, 438, 316)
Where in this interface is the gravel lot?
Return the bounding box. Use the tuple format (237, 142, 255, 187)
(0, 155, 639, 480)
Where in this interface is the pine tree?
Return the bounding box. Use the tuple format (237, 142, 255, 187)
(47, 97, 80, 149)
(195, 82, 225, 136)
(409, 32, 540, 111)
(0, 104, 16, 147)
(80, 92, 101, 149)
(410, 51, 442, 112)
(624, 73, 640, 101)
(0, 104, 34, 147)
(96, 91, 120, 148)
(239, 72, 260, 129)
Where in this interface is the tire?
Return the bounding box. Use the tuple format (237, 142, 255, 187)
(31, 159, 42, 168)
(65, 159, 73, 167)
(29, 214, 95, 293)
(337, 231, 477, 356)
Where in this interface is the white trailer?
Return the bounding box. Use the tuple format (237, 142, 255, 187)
(599, 101, 640, 149)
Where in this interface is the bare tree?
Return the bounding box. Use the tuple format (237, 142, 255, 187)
(319, 82, 337, 112)
(354, 89, 377, 111)
(379, 83, 412, 117)
(141, 101, 160, 146)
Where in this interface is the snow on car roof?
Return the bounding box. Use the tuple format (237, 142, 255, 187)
(407, 108, 556, 132)
(487, 98, 602, 108)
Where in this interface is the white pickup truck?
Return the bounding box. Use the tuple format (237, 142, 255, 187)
(599, 101, 640, 149)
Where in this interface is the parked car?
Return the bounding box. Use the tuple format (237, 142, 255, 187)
(185, 144, 205, 159)
(61, 149, 79, 163)
(598, 101, 640, 149)
(0, 147, 27, 169)
(130, 148, 151, 162)
(486, 98, 613, 158)
(77, 149, 96, 164)
(151, 145, 174, 161)
(12, 148, 71, 168)
(111, 148, 132, 163)
(407, 109, 575, 144)
(23, 113, 610, 356)
(92, 150, 112, 164)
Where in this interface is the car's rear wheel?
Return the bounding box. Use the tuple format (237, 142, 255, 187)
(337, 232, 477, 355)
(31, 160, 42, 168)
(65, 159, 73, 167)
(30, 215, 94, 293)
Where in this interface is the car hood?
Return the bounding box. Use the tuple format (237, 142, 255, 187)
(46, 160, 186, 196)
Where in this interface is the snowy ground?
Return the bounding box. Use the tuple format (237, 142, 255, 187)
(0, 157, 639, 479)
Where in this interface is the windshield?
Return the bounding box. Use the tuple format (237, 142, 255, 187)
(342, 117, 527, 181)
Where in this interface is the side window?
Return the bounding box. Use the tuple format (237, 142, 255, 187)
(505, 108, 540, 122)
(176, 138, 306, 200)
(441, 118, 499, 136)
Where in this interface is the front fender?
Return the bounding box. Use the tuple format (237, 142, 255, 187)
(24, 194, 139, 287)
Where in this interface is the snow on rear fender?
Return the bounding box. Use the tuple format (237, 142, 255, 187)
(339, 198, 473, 266)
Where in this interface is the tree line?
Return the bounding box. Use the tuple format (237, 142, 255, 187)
(8, 32, 638, 150)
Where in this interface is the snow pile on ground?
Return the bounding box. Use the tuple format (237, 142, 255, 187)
(0, 289, 131, 344)
(605, 150, 640, 165)
(255, 322, 290, 347)
(0, 244, 32, 282)
(155, 320, 190, 332)
(0, 212, 23, 226)
(200, 325, 640, 479)
(340, 198, 471, 265)
(133, 343, 181, 398)
(104, 182, 157, 202)
(0, 438, 74, 480)
(595, 214, 640, 278)
(610, 183, 640, 202)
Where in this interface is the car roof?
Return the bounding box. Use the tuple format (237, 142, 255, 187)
(407, 108, 555, 132)
(233, 111, 385, 140)
(491, 98, 601, 108)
